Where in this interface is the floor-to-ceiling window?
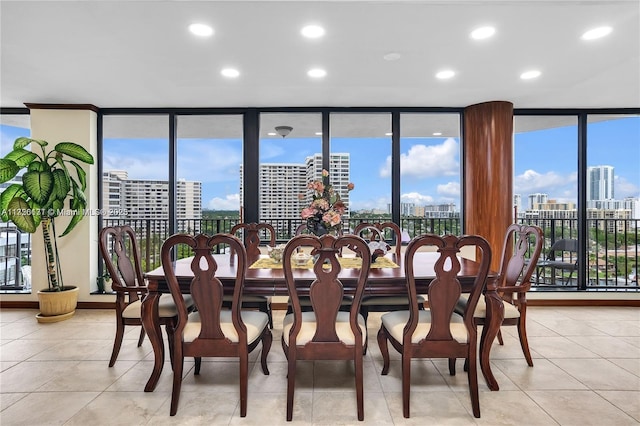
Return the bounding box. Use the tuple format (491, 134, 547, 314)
(514, 115, 579, 288)
(400, 113, 461, 239)
(101, 114, 169, 270)
(176, 114, 243, 235)
(330, 113, 392, 233)
(258, 112, 322, 238)
(586, 114, 640, 288)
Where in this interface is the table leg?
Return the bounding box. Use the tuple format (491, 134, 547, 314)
(480, 280, 504, 391)
(141, 290, 164, 392)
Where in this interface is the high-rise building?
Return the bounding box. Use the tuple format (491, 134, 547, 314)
(256, 163, 307, 222)
(513, 194, 522, 215)
(102, 171, 202, 220)
(251, 153, 351, 223)
(528, 193, 548, 210)
(587, 165, 614, 201)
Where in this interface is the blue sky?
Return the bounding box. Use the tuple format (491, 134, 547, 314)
(2, 116, 638, 214)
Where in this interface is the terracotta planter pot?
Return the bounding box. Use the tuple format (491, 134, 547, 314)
(36, 286, 79, 323)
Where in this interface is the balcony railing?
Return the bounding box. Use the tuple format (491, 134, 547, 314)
(98, 217, 638, 292)
(2, 218, 636, 292)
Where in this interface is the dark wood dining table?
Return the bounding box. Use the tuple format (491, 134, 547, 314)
(142, 251, 503, 392)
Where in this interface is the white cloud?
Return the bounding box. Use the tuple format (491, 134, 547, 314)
(380, 138, 459, 178)
(401, 192, 434, 205)
(177, 141, 242, 183)
(437, 181, 460, 197)
(614, 176, 640, 198)
(103, 155, 168, 180)
(207, 193, 240, 210)
(514, 169, 575, 195)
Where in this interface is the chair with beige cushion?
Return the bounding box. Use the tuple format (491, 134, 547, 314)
(282, 234, 371, 421)
(377, 234, 492, 418)
(229, 222, 275, 328)
(98, 225, 194, 367)
(161, 233, 272, 416)
(355, 222, 425, 326)
(455, 223, 543, 367)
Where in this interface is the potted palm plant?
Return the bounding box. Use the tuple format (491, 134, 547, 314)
(0, 136, 94, 322)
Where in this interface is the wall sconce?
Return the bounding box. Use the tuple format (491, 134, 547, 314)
(275, 125, 293, 138)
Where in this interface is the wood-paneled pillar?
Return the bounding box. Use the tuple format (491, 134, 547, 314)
(463, 101, 513, 271)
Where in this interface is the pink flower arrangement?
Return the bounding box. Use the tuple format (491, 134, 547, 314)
(301, 169, 354, 235)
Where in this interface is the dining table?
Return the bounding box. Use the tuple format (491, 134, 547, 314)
(142, 251, 504, 392)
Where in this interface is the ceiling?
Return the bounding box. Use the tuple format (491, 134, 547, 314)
(1, 0, 638, 113)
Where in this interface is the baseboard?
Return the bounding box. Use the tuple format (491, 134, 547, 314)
(2, 299, 638, 310)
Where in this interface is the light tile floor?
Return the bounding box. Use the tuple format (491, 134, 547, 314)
(1, 306, 639, 425)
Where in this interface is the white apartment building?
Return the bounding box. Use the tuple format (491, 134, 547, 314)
(587, 165, 615, 201)
(256, 163, 307, 222)
(528, 193, 549, 210)
(102, 171, 202, 220)
(247, 153, 352, 224)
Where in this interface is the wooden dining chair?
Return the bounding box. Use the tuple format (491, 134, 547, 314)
(292, 222, 350, 312)
(354, 222, 425, 326)
(229, 222, 275, 328)
(98, 225, 193, 367)
(161, 233, 272, 416)
(455, 224, 543, 367)
(377, 234, 492, 418)
(282, 234, 371, 421)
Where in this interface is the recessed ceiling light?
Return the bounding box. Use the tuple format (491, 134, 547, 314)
(433, 132, 442, 136)
(581, 26, 612, 40)
(301, 25, 325, 38)
(436, 70, 455, 79)
(470, 26, 496, 40)
(267, 132, 276, 136)
(383, 52, 401, 61)
(307, 68, 327, 78)
(315, 132, 323, 136)
(520, 70, 541, 80)
(220, 68, 240, 78)
(189, 23, 213, 37)
(385, 132, 393, 136)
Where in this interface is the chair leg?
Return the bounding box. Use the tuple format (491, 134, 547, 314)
(286, 354, 296, 421)
(239, 351, 248, 417)
(377, 327, 390, 375)
(517, 315, 534, 366)
(355, 349, 364, 421)
(194, 357, 202, 375)
(448, 358, 456, 375)
(402, 354, 411, 418)
(109, 320, 125, 367)
(165, 322, 175, 368)
(467, 348, 480, 418)
(261, 328, 272, 375)
(137, 327, 146, 347)
(497, 328, 504, 345)
(170, 345, 184, 416)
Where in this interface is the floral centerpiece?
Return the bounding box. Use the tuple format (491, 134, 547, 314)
(300, 169, 354, 236)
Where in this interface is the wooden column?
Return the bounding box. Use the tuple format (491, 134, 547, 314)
(463, 101, 513, 271)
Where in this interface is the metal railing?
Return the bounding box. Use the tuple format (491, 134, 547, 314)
(2, 217, 636, 292)
(0, 224, 32, 292)
(98, 216, 638, 291)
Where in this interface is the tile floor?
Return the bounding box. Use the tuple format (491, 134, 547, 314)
(1, 306, 639, 425)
